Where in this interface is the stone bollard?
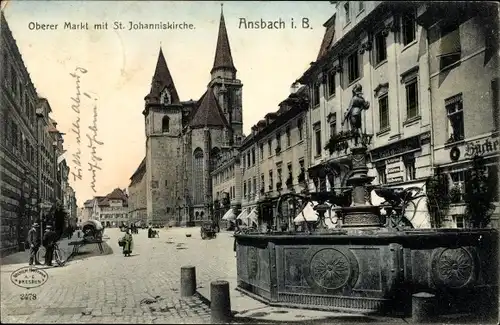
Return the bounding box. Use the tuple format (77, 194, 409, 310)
(180, 266, 196, 297)
(211, 280, 231, 324)
(412, 292, 436, 323)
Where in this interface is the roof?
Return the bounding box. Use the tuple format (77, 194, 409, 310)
(129, 158, 146, 186)
(106, 188, 128, 201)
(189, 88, 231, 129)
(317, 23, 335, 60)
(145, 48, 180, 104)
(48, 118, 59, 133)
(211, 6, 236, 74)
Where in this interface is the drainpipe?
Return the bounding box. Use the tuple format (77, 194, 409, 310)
(425, 25, 435, 172)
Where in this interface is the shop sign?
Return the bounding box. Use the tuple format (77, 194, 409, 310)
(370, 131, 429, 162)
(464, 134, 499, 158)
(387, 176, 404, 183)
(387, 167, 401, 175)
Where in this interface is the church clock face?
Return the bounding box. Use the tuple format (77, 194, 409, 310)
(160, 88, 171, 105)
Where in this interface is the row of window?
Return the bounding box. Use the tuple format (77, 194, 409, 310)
(3, 52, 37, 127)
(312, 11, 418, 108)
(215, 186, 236, 203)
(243, 159, 305, 198)
(242, 118, 304, 169)
(213, 165, 235, 185)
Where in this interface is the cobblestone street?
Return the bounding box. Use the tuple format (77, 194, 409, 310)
(1, 227, 237, 324)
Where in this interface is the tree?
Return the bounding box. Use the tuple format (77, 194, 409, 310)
(425, 167, 450, 228)
(464, 155, 496, 228)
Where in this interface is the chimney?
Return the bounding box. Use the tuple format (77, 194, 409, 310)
(251, 125, 258, 136)
(257, 120, 266, 132)
(265, 112, 278, 125)
(290, 81, 300, 94)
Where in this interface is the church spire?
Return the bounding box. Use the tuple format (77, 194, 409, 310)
(145, 47, 180, 105)
(211, 4, 236, 76)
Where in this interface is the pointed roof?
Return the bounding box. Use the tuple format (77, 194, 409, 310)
(211, 5, 236, 74)
(189, 88, 230, 129)
(145, 48, 180, 104)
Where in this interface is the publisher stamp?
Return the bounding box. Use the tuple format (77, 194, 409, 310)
(10, 267, 49, 289)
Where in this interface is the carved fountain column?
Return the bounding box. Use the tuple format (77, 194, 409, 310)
(341, 145, 383, 228)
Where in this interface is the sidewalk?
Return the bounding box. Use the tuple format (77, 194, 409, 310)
(0, 232, 80, 267)
(196, 284, 410, 324)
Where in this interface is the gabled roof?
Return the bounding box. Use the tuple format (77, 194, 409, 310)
(145, 48, 180, 105)
(106, 188, 128, 201)
(97, 188, 128, 207)
(211, 6, 236, 74)
(189, 88, 231, 129)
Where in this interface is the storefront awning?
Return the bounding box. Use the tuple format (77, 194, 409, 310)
(236, 209, 248, 221)
(294, 202, 318, 223)
(244, 208, 258, 226)
(222, 208, 236, 221)
(293, 202, 338, 228)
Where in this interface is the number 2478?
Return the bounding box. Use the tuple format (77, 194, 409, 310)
(20, 293, 37, 300)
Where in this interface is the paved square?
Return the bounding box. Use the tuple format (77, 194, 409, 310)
(1, 227, 237, 324)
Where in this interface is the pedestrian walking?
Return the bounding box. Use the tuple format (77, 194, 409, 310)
(233, 223, 241, 255)
(27, 223, 41, 265)
(121, 228, 134, 257)
(42, 225, 57, 266)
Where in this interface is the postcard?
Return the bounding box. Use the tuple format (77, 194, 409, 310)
(1, 1, 498, 324)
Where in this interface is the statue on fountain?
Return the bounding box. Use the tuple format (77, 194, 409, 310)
(341, 83, 370, 146)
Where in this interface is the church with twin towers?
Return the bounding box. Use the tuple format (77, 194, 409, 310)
(128, 7, 244, 226)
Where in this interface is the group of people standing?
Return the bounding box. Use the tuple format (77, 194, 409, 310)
(27, 223, 57, 266)
(129, 223, 139, 234)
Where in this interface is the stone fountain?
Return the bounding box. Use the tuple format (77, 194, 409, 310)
(234, 84, 498, 319)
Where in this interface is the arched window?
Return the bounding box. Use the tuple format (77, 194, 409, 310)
(162, 116, 170, 133)
(193, 148, 204, 205)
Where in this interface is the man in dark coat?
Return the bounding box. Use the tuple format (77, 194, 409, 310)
(42, 225, 57, 266)
(27, 223, 41, 265)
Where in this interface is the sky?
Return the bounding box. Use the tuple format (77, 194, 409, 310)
(3, 0, 334, 206)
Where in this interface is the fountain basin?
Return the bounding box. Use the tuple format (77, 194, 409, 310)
(235, 228, 498, 317)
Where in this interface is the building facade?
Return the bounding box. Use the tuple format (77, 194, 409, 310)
(1, 12, 40, 255)
(36, 98, 58, 220)
(64, 185, 78, 229)
(128, 158, 147, 225)
(298, 1, 499, 228)
(239, 85, 309, 229)
(129, 8, 244, 226)
(211, 148, 240, 222)
(97, 188, 129, 227)
(418, 2, 499, 227)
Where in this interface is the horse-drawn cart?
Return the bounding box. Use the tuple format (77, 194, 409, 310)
(200, 222, 217, 240)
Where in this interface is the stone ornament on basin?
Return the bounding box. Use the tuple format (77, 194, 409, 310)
(431, 247, 478, 289)
(303, 247, 359, 293)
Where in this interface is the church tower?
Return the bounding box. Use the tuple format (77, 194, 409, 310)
(209, 5, 244, 143)
(143, 48, 182, 225)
